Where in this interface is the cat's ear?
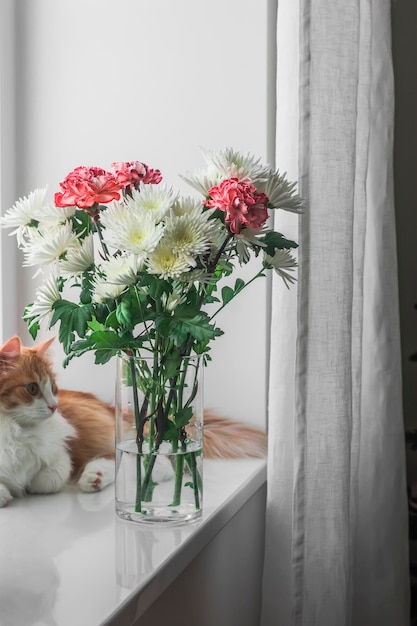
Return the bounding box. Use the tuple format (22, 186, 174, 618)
(0, 335, 22, 365)
(32, 336, 55, 356)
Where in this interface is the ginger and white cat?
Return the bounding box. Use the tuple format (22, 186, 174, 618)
(0, 335, 267, 507)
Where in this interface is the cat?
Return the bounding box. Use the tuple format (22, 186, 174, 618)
(0, 335, 267, 507)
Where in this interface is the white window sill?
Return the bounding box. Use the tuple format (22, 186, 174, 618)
(0, 458, 266, 626)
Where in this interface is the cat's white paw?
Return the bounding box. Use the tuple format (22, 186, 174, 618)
(28, 467, 68, 494)
(0, 484, 13, 507)
(77, 458, 115, 493)
(152, 455, 175, 482)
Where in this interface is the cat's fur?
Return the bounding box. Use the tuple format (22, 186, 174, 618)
(0, 336, 267, 507)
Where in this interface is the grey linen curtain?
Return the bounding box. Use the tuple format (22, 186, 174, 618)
(261, 1, 409, 624)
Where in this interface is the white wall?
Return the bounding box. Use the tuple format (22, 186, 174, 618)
(0, 0, 17, 342)
(6, 0, 270, 428)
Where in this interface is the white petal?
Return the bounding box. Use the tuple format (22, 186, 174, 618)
(59, 233, 95, 274)
(264, 249, 298, 288)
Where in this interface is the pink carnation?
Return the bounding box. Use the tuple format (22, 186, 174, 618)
(54, 166, 122, 211)
(111, 161, 162, 189)
(205, 178, 269, 234)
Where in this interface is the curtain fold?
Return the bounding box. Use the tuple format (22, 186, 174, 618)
(261, 1, 409, 625)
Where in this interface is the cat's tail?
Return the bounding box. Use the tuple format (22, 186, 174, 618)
(203, 411, 267, 459)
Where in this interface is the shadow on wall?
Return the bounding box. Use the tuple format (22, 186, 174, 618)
(391, 0, 417, 433)
(392, 4, 417, 624)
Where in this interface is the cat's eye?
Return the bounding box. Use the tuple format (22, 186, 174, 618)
(25, 382, 39, 396)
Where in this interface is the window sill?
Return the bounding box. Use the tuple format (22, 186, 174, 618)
(0, 458, 266, 626)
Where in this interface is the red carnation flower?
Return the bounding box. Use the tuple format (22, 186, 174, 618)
(111, 161, 162, 190)
(54, 166, 122, 210)
(205, 177, 269, 234)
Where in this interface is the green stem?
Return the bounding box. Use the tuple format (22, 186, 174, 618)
(187, 452, 201, 510)
(184, 361, 200, 409)
(129, 355, 147, 513)
(142, 350, 159, 501)
(209, 269, 266, 321)
(142, 453, 157, 500)
(172, 453, 184, 506)
(133, 286, 156, 351)
(138, 352, 202, 510)
(135, 454, 142, 513)
(196, 233, 233, 311)
(184, 451, 202, 488)
(94, 219, 110, 259)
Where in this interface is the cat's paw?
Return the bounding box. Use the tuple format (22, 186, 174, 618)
(0, 484, 13, 507)
(78, 470, 104, 492)
(77, 458, 114, 493)
(28, 467, 68, 494)
(152, 455, 175, 482)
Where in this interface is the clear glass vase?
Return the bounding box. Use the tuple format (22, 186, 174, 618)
(115, 353, 203, 525)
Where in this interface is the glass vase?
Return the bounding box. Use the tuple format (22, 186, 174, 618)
(115, 353, 203, 525)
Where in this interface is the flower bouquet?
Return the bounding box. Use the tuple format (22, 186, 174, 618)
(1, 148, 301, 523)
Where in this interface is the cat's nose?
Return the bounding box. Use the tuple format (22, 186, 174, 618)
(49, 404, 57, 413)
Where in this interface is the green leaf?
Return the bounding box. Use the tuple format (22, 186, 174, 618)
(94, 349, 115, 365)
(220, 277, 246, 308)
(161, 419, 180, 443)
(68, 330, 125, 364)
(116, 299, 134, 330)
(163, 352, 182, 378)
(59, 326, 75, 354)
(139, 274, 170, 301)
(234, 277, 245, 293)
(27, 321, 40, 341)
(221, 286, 234, 306)
(80, 289, 92, 305)
(105, 310, 119, 330)
(87, 317, 105, 332)
(202, 294, 220, 304)
(260, 231, 298, 256)
(71, 330, 120, 353)
(93, 302, 111, 325)
(50, 300, 94, 353)
(173, 407, 193, 429)
(71, 209, 91, 237)
(154, 313, 173, 338)
(23, 304, 40, 340)
(170, 314, 223, 346)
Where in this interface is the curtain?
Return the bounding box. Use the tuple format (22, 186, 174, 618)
(261, 1, 409, 625)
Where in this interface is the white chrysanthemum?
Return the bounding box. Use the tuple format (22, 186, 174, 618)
(99, 200, 129, 226)
(235, 226, 268, 263)
(180, 148, 270, 196)
(24, 272, 61, 328)
(162, 209, 216, 266)
(263, 249, 298, 288)
(171, 196, 205, 217)
(258, 170, 304, 213)
(38, 203, 77, 229)
(23, 222, 79, 268)
(101, 201, 164, 256)
(99, 254, 139, 286)
(204, 147, 269, 184)
(147, 243, 192, 279)
(209, 220, 229, 250)
(0, 187, 48, 245)
(93, 279, 127, 302)
(180, 166, 223, 196)
(178, 267, 217, 285)
(124, 183, 177, 222)
(59, 233, 95, 275)
(161, 286, 186, 312)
